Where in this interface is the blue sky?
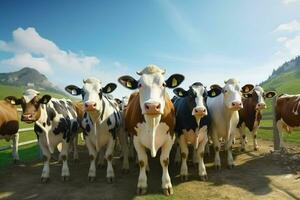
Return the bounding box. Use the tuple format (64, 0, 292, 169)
(1, 0, 300, 97)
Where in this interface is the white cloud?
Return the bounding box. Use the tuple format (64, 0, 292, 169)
(0, 27, 100, 74)
(274, 20, 300, 32)
(273, 20, 300, 62)
(282, 0, 300, 4)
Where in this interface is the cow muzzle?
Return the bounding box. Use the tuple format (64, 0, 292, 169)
(21, 113, 35, 123)
(192, 107, 207, 117)
(85, 102, 97, 111)
(230, 101, 243, 110)
(144, 102, 162, 115)
(256, 103, 266, 110)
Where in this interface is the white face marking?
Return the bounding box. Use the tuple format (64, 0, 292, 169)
(223, 83, 242, 109)
(254, 86, 266, 110)
(138, 73, 166, 114)
(190, 85, 207, 116)
(82, 78, 102, 111)
(23, 89, 40, 103)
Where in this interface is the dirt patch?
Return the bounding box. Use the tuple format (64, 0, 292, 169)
(0, 139, 300, 200)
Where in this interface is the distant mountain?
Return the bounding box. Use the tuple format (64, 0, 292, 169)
(261, 56, 300, 94)
(0, 67, 64, 94)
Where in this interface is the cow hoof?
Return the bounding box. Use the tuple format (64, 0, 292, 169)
(122, 169, 130, 174)
(136, 187, 147, 195)
(228, 164, 235, 169)
(200, 175, 208, 181)
(61, 176, 70, 182)
(41, 177, 49, 183)
(180, 175, 188, 181)
(163, 187, 174, 196)
(107, 177, 115, 184)
(215, 165, 221, 171)
(240, 148, 245, 152)
(88, 176, 96, 182)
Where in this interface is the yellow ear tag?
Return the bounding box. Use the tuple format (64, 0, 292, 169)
(212, 91, 216, 96)
(179, 91, 183, 96)
(126, 81, 132, 88)
(10, 100, 15, 105)
(107, 87, 111, 93)
(172, 78, 178, 87)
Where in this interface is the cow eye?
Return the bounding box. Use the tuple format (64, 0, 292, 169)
(224, 90, 228, 93)
(162, 82, 166, 87)
(138, 83, 142, 88)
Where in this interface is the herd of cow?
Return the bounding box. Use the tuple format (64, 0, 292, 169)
(0, 64, 300, 196)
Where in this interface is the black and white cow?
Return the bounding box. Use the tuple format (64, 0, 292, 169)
(6, 89, 80, 182)
(65, 77, 124, 182)
(172, 82, 215, 181)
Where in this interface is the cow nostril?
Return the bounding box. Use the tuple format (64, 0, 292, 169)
(156, 104, 161, 110)
(93, 103, 97, 107)
(145, 105, 150, 110)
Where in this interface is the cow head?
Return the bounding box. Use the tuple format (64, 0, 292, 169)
(65, 77, 117, 116)
(208, 79, 254, 111)
(4, 89, 51, 123)
(243, 86, 276, 110)
(173, 82, 208, 118)
(118, 65, 184, 117)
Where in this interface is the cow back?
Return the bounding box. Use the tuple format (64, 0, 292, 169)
(276, 95, 300, 127)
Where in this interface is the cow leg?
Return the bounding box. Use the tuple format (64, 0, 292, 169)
(252, 126, 259, 151)
(60, 142, 70, 181)
(129, 135, 135, 161)
(276, 120, 285, 150)
(97, 147, 105, 168)
(178, 135, 189, 181)
(39, 139, 51, 183)
(12, 133, 19, 163)
(174, 142, 181, 164)
(85, 137, 97, 182)
(160, 137, 174, 196)
(73, 134, 79, 162)
(134, 137, 148, 195)
(197, 134, 208, 181)
(119, 130, 130, 173)
(212, 131, 221, 170)
(226, 131, 235, 169)
(239, 124, 246, 152)
(105, 137, 116, 183)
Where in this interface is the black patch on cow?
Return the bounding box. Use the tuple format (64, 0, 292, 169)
(34, 123, 43, 139)
(86, 124, 91, 133)
(72, 121, 79, 134)
(43, 122, 46, 127)
(52, 101, 68, 118)
(84, 112, 87, 119)
(66, 100, 77, 118)
(107, 118, 112, 126)
(53, 117, 72, 142)
(172, 95, 210, 136)
(46, 106, 56, 126)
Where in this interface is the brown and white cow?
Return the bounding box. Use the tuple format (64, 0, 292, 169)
(237, 86, 276, 151)
(0, 100, 19, 162)
(276, 94, 300, 138)
(118, 64, 184, 196)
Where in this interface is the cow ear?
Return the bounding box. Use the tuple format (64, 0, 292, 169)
(241, 84, 254, 94)
(65, 85, 82, 96)
(118, 76, 138, 90)
(173, 88, 188, 97)
(207, 88, 222, 98)
(39, 95, 51, 104)
(4, 96, 22, 105)
(103, 83, 117, 94)
(265, 91, 276, 98)
(165, 74, 185, 88)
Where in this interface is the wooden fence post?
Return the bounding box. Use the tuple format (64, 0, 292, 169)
(272, 96, 284, 150)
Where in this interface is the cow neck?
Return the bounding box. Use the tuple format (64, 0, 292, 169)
(35, 102, 54, 154)
(144, 114, 162, 157)
(88, 99, 105, 124)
